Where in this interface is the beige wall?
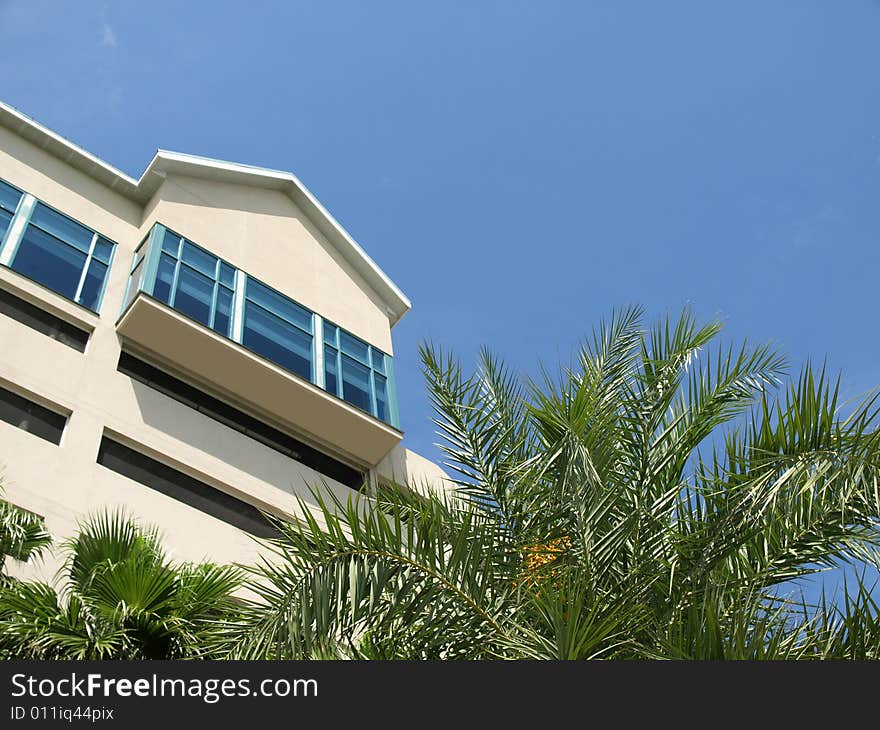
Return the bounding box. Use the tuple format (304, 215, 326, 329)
(377, 445, 455, 498)
(0, 126, 141, 242)
(0, 273, 347, 574)
(0, 115, 449, 585)
(1, 126, 393, 354)
(140, 175, 394, 353)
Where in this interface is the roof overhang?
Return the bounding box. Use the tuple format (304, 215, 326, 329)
(0, 101, 411, 326)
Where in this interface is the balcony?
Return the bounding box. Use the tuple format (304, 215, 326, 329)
(117, 224, 402, 467)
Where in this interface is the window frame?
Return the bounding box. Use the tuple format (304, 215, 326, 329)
(0, 383, 68, 445)
(322, 321, 394, 424)
(0, 177, 117, 313)
(125, 222, 400, 428)
(242, 276, 315, 383)
(0, 179, 24, 251)
(0, 287, 90, 351)
(146, 228, 236, 338)
(96, 435, 282, 539)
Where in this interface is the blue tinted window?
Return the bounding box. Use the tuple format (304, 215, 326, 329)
(246, 279, 312, 331)
(182, 241, 218, 277)
(0, 180, 22, 213)
(94, 238, 114, 263)
(123, 256, 145, 311)
(341, 355, 372, 413)
(3, 193, 114, 312)
(340, 331, 369, 363)
(174, 265, 214, 327)
(321, 320, 393, 423)
(375, 374, 388, 422)
(325, 345, 339, 396)
(12, 226, 87, 301)
(0, 209, 12, 244)
(213, 286, 233, 337)
(29, 204, 93, 252)
(79, 258, 108, 311)
(154, 253, 176, 304)
(219, 262, 235, 286)
(126, 224, 396, 426)
(243, 303, 312, 381)
(148, 231, 239, 338)
(162, 230, 182, 255)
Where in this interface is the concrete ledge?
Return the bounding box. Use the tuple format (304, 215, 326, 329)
(116, 293, 402, 467)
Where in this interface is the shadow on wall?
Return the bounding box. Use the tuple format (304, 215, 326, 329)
(126, 378, 356, 508)
(142, 173, 389, 318)
(0, 129, 142, 227)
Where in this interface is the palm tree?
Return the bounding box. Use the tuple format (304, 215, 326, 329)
(0, 484, 51, 580)
(224, 306, 880, 659)
(0, 511, 242, 659)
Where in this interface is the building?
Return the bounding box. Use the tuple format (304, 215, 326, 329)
(0, 101, 448, 579)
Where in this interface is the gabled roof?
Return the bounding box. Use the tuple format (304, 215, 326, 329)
(0, 101, 412, 325)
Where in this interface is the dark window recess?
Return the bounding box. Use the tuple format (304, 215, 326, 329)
(97, 437, 281, 539)
(0, 288, 89, 352)
(117, 352, 365, 489)
(0, 386, 66, 444)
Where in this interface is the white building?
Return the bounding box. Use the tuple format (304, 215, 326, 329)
(0, 101, 447, 578)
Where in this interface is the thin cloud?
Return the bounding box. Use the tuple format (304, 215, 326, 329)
(101, 22, 117, 48)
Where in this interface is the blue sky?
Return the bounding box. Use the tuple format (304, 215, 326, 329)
(1, 1, 879, 473)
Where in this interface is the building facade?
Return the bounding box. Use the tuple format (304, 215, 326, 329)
(0, 102, 447, 579)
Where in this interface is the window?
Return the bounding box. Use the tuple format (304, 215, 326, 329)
(147, 229, 235, 337)
(242, 278, 313, 381)
(0, 288, 90, 351)
(117, 351, 364, 489)
(0, 180, 23, 246)
(323, 323, 392, 423)
(97, 437, 281, 539)
(122, 239, 147, 313)
(9, 202, 115, 312)
(124, 222, 399, 428)
(0, 385, 66, 444)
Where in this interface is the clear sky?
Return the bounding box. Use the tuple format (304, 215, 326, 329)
(1, 1, 879, 471)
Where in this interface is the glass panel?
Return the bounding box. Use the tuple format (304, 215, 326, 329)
(371, 349, 386, 374)
(219, 262, 235, 286)
(12, 227, 87, 301)
(323, 322, 338, 345)
(162, 229, 182, 255)
(182, 241, 218, 276)
(153, 253, 176, 304)
(29, 204, 93, 252)
(324, 345, 339, 396)
(0, 386, 66, 445)
(341, 354, 372, 413)
(340, 331, 369, 364)
(243, 303, 312, 381)
(213, 286, 233, 337)
(0, 208, 12, 244)
(78, 258, 108, 311)
(173, 265, 214, 327)
(375, 374, 388, 423)
(131, 247, 145, 271)
(93, 237, 114, 263)
(246, 279, 312, 331)
(0, 180, 22, 213)
(124, 257, 144, 311)
(0, 288, 89, 351)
